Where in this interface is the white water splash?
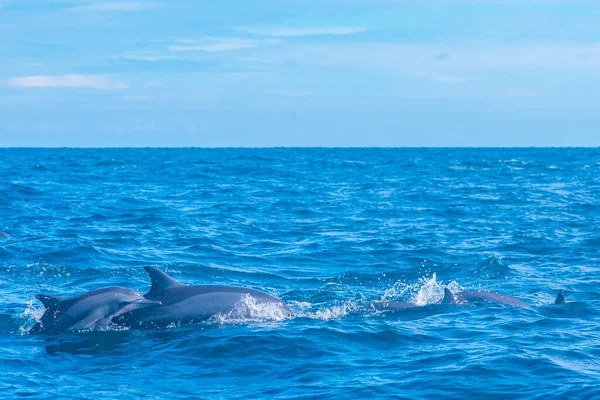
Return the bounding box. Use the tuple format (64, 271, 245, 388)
(17, 300, 44, 335)
(411, 273, 444, 305)
(211, 294, 293, 324)
(376, 273, 463, 307)
(410, 273, 463, 305)
(306, 301, 361, 320)
(283, 298, 365, 320)
(380, 281, 412, 302)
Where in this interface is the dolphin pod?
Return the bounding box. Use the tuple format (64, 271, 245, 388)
(112, 266, 293, 329)
(30, 267, 293, 333)
(30, 267, 570, 334)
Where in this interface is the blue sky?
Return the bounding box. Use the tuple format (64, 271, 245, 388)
(1, 0, 600, 147)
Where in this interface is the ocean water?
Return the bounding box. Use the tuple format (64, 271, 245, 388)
(1, 148, 600, 399)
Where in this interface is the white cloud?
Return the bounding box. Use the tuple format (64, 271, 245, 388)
(237, 26, 366, 37)
(71, 2, 149, 11)
(120, 53, 182, 61)
(168, 38, 277, 52)
(7, 75, 127, 90)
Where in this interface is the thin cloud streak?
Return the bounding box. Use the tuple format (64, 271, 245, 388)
(168, 38, 279, 52)
(8, 75, 127, 90)
(71, 2, 150, 12)
(168, 43, 257, 52)
(238, 26, 366, 37)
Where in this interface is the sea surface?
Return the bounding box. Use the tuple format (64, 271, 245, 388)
(1, 148, 600, 399)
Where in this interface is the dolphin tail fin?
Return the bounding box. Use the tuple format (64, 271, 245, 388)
(36, 294, 63, 309)
(144, 266, 183, 295)
(554, 290, 566, 305)
(441, 288, 457, 305)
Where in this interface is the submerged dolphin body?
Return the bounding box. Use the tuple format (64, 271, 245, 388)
(372, 300, 418, 310)
(112, 267, 293, 329)
(29, 287, 161, 334)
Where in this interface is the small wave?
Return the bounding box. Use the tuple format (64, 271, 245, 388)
(474, 256, 510, 280)
(10, 183, 43, 196)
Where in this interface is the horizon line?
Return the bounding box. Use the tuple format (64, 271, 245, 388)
(0, 146, 599, 150)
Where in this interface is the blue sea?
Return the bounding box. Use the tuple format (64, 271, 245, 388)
(1, 148, 600, 399)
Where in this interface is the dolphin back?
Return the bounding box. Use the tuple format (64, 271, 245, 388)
(144, 266, 184, 298)
(456, 290, 529, 308)
(36, 294, 64, 309)
(440, 288, 457, 305)
(554, 291, 566, 305)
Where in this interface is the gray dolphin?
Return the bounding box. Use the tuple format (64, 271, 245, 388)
(441, 288, 530, 307)
(538, 291, 592, 317)
(29, 287, 161, 334)
(374, 287, 530, 311)
(112, 267, 293, 329)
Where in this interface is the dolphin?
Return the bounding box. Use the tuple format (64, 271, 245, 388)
(374, 287, 530, 311)
(441, 288, 530, 307)
(112, 267, 293, 329)
(29, 287, 161, 334)
(539, 291, 592, 317)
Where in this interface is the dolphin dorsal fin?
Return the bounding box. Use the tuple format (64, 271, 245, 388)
(441, 288, 457, 305)
(144, 266, 182, 294)
(554, 291, 566, 305)
(36, 294, 63, 309)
